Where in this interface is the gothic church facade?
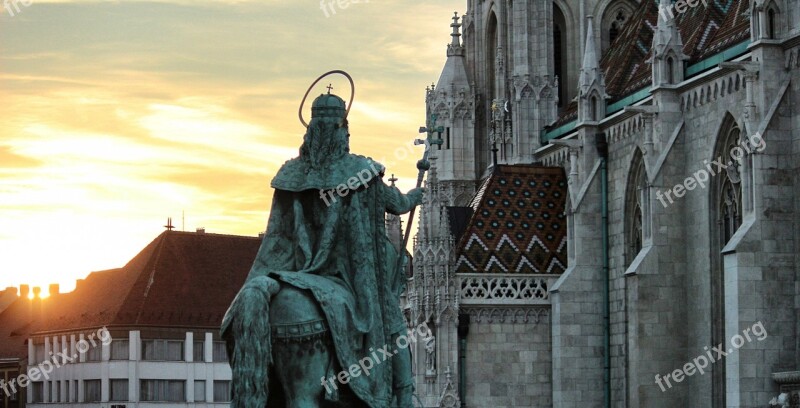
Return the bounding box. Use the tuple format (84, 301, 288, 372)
(406, 0, 800, 407)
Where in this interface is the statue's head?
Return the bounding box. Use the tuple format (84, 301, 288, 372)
(300, 93, 350, 167)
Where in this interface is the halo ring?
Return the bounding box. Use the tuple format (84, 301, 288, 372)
(298, 70, 355, 128)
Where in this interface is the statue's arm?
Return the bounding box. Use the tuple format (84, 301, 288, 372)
(381, 180, 424, 215)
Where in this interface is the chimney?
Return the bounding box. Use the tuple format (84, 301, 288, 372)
(20, 285, 30, 299)
(32, 286, 43, 321)
(196, 228, 205, 234)
(49, 284, 60, 296)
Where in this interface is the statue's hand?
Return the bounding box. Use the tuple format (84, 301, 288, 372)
(407, 188, 426, 206)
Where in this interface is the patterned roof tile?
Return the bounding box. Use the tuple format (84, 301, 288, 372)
(455, 165, 568, 275)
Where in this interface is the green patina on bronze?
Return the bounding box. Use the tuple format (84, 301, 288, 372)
(222, 88, 421, 408)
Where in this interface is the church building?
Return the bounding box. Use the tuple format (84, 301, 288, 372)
(407, 0, 800, 407)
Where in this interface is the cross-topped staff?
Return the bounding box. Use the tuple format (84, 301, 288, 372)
(401, 113, 444, 250)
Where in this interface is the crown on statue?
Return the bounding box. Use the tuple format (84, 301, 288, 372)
(311, 93, 346, 120)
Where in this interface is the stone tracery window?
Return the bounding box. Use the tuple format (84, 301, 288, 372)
(625, 150, 646, 265)
(718, 125, 742, 244)
(602, 3, 633, 51)
(710, 116, 742, 406)
(609, 10, 627, 44)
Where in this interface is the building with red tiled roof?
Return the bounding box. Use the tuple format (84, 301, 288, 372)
(0, 230, 261, 407)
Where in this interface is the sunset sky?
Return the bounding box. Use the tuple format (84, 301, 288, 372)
(0, 0, 465, 293)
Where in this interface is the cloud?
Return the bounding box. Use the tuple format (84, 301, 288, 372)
(0, 0, 465, 290)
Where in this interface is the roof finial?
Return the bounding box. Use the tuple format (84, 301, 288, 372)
(389, 174, 398, 186)
(326, 84, 333, 94)
(582, 16, 599, 72)
(450, 11, 462, 47)
(164, 217, 175, 231)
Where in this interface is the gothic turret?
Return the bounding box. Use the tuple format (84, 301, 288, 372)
(649, 0, 689, 88)
(428, 12, 477, 189)
(577, 16, 609, 125)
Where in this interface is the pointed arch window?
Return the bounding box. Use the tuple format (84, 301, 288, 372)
(602, 5, 632, 51)
(667, 57, 675, 84)
(709, 117, 742, 406)
(717, 125, 743, 243)
(625, 151, 646, 265)
(767, 8, 776, 39)
(590, 95, 599, 121)
(553, 4, 567, 107)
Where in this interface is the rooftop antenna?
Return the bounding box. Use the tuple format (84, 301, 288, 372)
(164, 217, 175, 231)
(182, 210, 185, 231)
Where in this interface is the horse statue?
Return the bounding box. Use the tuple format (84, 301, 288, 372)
(221, 71, 425, 408)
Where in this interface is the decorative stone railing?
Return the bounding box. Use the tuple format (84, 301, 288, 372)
(458, 274, 555, 306)
(771, 371, 800, 407)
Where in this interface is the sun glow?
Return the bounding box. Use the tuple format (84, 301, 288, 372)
(0, 0, 463, 292)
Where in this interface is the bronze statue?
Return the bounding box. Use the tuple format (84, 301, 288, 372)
(222, 71, 423, 408)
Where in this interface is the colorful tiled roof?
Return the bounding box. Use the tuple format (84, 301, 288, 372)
(455, 165, 568, 274)
(600, 0, 751, 99)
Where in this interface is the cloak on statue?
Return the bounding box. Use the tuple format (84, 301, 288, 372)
(222, 90, 420, 407)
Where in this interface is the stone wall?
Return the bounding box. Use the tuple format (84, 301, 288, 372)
(463, 310, 552, 407)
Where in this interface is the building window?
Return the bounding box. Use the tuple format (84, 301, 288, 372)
(212, 342, 228, 362)
(34, 344, 45, 363)
(111, 339, 129, 360)
(65, 379, 70, 403)
(710, 117, 743, 405)
(625, 150, 646, 265)
(142, 339, 184, 361)
(194, 380, 206, 402)
(86, 342, 102, 362)
(193, 340, 205, 362)
(140, 380, 186, 402)
(602, 4, 632, 51)
(31, 382, 44, 403)
(667, 57, 675, 84)
(84, 379, 101, 403)
(553, 4, 567, 107)
(52, 381, 60, 402)
(8, 371, 19, 401)
(213, 381, 231, 402)
(610, 10, 628, 44)
(767, 8, 776, 39)
(110, 379, 129, 401)
(718, 125, 743, 243)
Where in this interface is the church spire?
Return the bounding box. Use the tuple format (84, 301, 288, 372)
(447, 12, 465, 57)
(578, 16, 609, 124)
(650, 0, 689, 88)
(580, 16, 600, 76)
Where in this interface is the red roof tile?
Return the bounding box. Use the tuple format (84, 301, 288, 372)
(0, 231, 261, 359)
(598, 0, 751, 100)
